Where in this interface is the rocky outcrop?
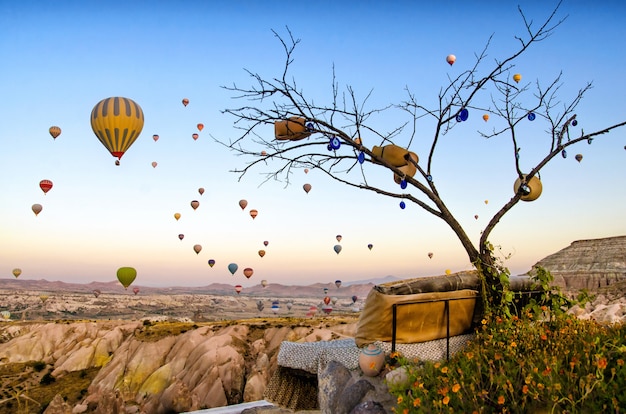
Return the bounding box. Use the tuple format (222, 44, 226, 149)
(528, 235, 626, 290)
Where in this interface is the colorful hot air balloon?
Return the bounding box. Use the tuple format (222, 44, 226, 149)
(198, 187, 205, 195)
(32, 204, 42, 216)
(193, 244, 202, 254)
(333, 244, 342, 254)
(323, 296, 331, 305)
(243, 268, 254, 278)
(228, 263, 238, 275)
(192, 133, 199, 141)
(12, 268, 21, 278)
(117, 267, 137, 289)
(174, 212, 181, 221)
(263, 240, 269, 247)
(197, 123, 204, 131)
(575, 154, 583, 163)
(235, 285, 242, 294)
(367, 243, 373, 250)
(482, 114, 489, 122)
(133, 287, 140, 295)
(335, 280, 342, 288)
(151, 161, 157, 168)
(191, 200, 199, 210)
(1, 311, 10, 320)
(178, 234, 184, 241)
(257, 300, 265, 312)
(513, 73, 522, 83)
(153, 134, 159, 142)
(446, 54, 456, 66)
(336, 235, 342, 242)
(208, 259, 216, 267)
(303, 183, 312, 193)
(322, 304, 333, 315)
(239, 199, 248, 210)
(182, 98, 189, 107)
(258, 250, 266, 257)
(271, 301, 280, 314)
(323, 288, 329, 295)
(39, 179, 53, 194)
(93, 289, 101, 298)
(249, 209, 258, 219)
(90, 97, 144, 161)
(49, 126, 61, 139)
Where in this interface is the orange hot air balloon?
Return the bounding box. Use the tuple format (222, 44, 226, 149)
(192, 133, 199, 141)
(513, 73, 522, 83)
(198, 187, 205, 195)
(323, 296, 331, 305)
(153, 134, 159, 142)
(191, 200, 199, 210)
(174, 212, 181, 221)
(303, 183, 312, 193)
(446, 54, 456, 66)
(235, 285, 243, 294)
(482, 114, 489, 122)
(243, 268, 254, 278)
(239, 199, 248, 210)
(249, 209, 258, 219)
(39, 179, 53, 194)
(258, 250, 266, 257)
(193, 244, 202, 254)
(49, 126, 61, 139)
(32, 204, 42, 216)
(151, 161, 157, 168)
(197, 123, 204, 131)
(90, 97, 144, 161)
(182, 98, 189, 107)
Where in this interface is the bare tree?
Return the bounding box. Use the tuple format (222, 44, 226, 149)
(218, 4, 626, 308)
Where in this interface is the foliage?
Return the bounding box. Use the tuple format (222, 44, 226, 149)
(387, 305, 626, 413)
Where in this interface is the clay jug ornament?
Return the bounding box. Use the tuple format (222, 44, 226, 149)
(359, 343, 385, 376)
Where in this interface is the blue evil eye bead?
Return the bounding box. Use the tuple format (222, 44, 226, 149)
(426, 175, 433, 182)
(327, 144, 333, 151)
(571, 119, 578, 127)
(399, 201, 406, 209)
(527, 112, 536, 121)
(456, 115, 463, 122)
(357, 151, 365, 164)
(588, 138, 593, 145)
(400, 179, 407, 189)
(515, 151, 520, 160)
(561, 149, 567, 158)
(330, 136, 341, 150)
(306, 122, 314, 132)
(458, 108, 469, 122)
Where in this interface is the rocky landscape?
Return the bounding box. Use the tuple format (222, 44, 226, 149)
(0, 236, 623, 414)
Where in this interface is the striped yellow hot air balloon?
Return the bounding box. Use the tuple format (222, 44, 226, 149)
(90, 97, 144, 161)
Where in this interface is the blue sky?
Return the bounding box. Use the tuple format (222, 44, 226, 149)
(1, 1, 624, 288)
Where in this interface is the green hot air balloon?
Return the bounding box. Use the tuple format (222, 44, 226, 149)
(228, 263, 238, 275)
(117, 267, 137, 289)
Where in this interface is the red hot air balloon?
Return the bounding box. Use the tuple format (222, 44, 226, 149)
(446, 54, 456, 66)
(153, 134, 159, 142)
(303, 183, 312, 193)
(182, 98, 189, 107)
(191, 200, 199, 210)
(133, 287, 140, 295)
(239, 199, 248, 210)
(198, 187, 205, 195)
(192, 133, 199, 141)
(197, 123, 204, 131)
(243, 268, 254, 278)
(263, 240, 269, 247)
(235, 285, 243, 294)
(323, 296, 331, 305)
(249, 209, 258, 219)
(178, 234, 184, 241)
(151, 161, 158, 168)
(39, 179, 53, 194)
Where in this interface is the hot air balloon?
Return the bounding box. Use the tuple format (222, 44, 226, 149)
(484, 200, 489, 205)
(178, 234, 184, 241)
(323, 288, 329, 295)
(93, 289, 101, 298)
(12, 268, 21, 278)
(271, 301, 280, 314)
(39, 295, 49, 304)
(263, 240, 269, 247)
(351, 295, 358, 304)
(32, 204, 42, 216)
(513, 73, 522, 83)
(115, 160, 120, 166)
(153, 134, 159, 142)
(117, 267, 137, 289)
(90, 97, 144, 161)
(367, 244, 373, 250)
(428, 252, 433, 259)
(261, 279, 268, 288)
(193, 244, 202, 254)
(151, 161, 157, 168)
(482, 114, 489, 122)
(445, 269, 452, 275)
(249, 209, 258, 219)
(575, 154, 583, 163)
(174, 213, 181, 221)
(303, 183, 312, 194)
(258, 250, 266, 257)
(331, 297, 338, 305)
(257, 300, 265, 312)
(208, 259, 216, 267)
(182, 98, 189, 107)
(133, 287, 140, 295)
(474, 214, 479, 220)
(235, 285, 242, 294)
(228, 263, 238, 275)
(191, 200, 199, 210)
(198, 187, 204, 195)
(304, 168, 309, 174)
(39, 180, 53, 194)
(514, 174, 543, 202)
(333, 244, 342, 254)
(286, 302, 293, 311)
(49, 126, 61, 139)
(1, 311, 11, 320)
(323, 296, 331, 305)
(322, 304, 333, 315)
(336, 235, 342, 242)
(335, 280, 342, 288)
(243, 268, 254, 278)
(239, 199, 248, 210)
(197, 123, 204, 131)
(192, 133, 199, 141)
(446, 54, 456, 66)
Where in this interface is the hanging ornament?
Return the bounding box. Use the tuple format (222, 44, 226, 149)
(561, 149, 567, 158)
(571, 119, 578, 127)
(399, 201, 406, 209)
(426, 175, 433, 182)
(357, 152, 365, 164)
(400, 178, 407, 189)
(329, 136, 341, 150)
(527, 113, 536, 121)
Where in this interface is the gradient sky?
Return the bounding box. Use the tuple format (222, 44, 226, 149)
(1, 1, 624, 288)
